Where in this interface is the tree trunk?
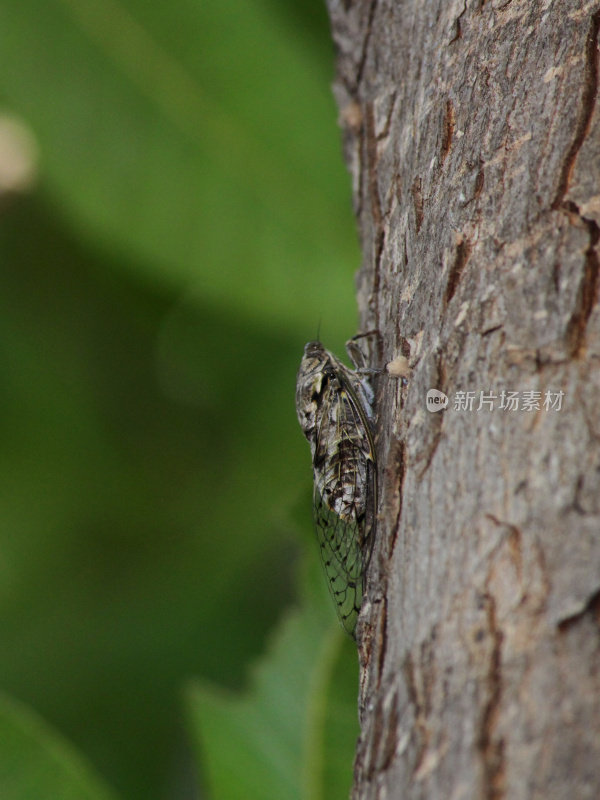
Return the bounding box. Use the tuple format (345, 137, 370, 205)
(326, 1, 600, 798)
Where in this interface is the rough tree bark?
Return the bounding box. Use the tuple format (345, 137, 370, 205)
(326, 1, 600, 798)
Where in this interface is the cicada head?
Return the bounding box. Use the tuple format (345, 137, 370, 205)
(295, 341, 330, 439)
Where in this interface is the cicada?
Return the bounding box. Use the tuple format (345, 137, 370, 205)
(295, 339, 377, 636)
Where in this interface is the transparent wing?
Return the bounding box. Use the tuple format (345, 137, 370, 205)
(313, 488, 369, 636)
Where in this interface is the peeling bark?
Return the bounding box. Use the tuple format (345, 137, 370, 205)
(326, 1, 600, 798)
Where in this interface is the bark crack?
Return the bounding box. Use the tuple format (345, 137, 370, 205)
(365, 102, 385, 327)
(478, 592, 505, 800)
(441, 99, 456, 163)
(563, 202, 600, 357)
(355, 0, 379, 90)
(411, 177, 424, 234)
(549, 10, 600, 356)
(449, 0, 467, 44)
(552, 9, 600, 358)
(484, 514, 523, 584)
(417, 428, 442, 480)
(403, 652, 431, 779)
(375, 92, 398, 142)
(376, 595, 388, 688)
(386, 437, 406, 556)
(444, 236, 472, 305)
(558, 586, 600, 631)
(379, 694, 399, 771)
(552, 9, 600, 207)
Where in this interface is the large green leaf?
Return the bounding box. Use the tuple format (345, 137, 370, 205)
(0, 0, 359, 334)
(188, 554, 359, 800)
(0, 693, 119, 800)
(0, 2, 363, 796)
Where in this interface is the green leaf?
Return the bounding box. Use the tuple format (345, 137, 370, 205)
(187, 554, 359, 800)
(0, 0, 360, 334)
(0, 693, 119, 800)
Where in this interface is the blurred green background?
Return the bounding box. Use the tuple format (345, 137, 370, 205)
(0, 0, 362, 798)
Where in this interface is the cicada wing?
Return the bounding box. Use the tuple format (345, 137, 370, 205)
(300, 340, 377, 637)
(313, 489, 365, 636)
(313, 454, 375, 637)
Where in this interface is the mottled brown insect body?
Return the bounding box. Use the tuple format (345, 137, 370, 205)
(296, 340, 376, 635)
